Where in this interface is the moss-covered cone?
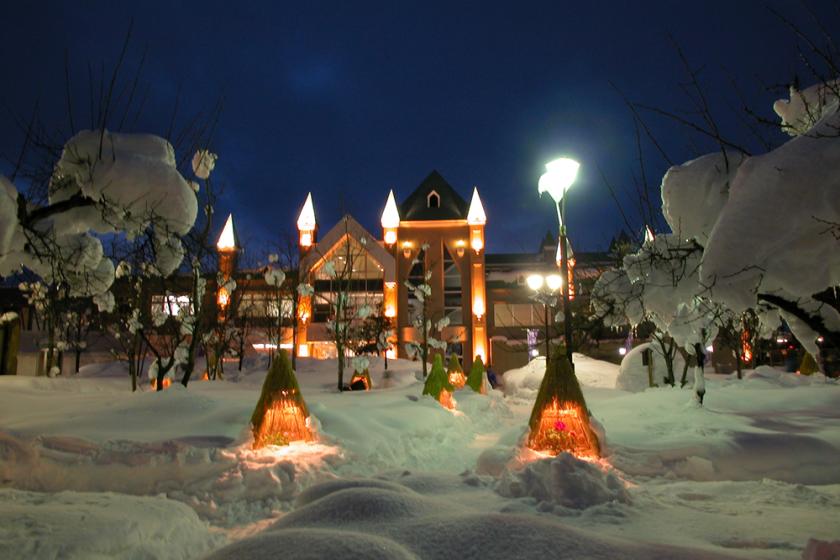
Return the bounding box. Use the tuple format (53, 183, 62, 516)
(447, 353, 466, 389)
(527, 349, 600, 457)
(423, 354, 454, 401)
(251, 350, 312, 448)
(466, 357, 486, 394)
(799, 352, 819, 375)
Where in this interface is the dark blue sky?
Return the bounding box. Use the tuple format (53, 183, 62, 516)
(0, 1, 828, 257)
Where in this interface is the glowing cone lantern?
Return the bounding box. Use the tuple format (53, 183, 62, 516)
(423, 354, 455, 409)
(527, 351, 600, 458)
(466, 356, 487, 394)
(446, 354, 466, 389)
(251, 350, 313, 448)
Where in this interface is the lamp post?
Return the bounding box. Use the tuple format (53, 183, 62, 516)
(526, 273, 563, 362)
(538, 158, 580, 368)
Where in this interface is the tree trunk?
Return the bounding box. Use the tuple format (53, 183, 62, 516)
(129, 358, 137, 392)
(74, 348, 81, 375)
(337, 344, 345, 391)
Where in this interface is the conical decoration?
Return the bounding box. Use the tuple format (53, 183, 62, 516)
(799, 352, 819, 375)
(447, 354, 466, 389)
(527, 349, 600, 458)
(466, 356, 487, 394)
(350, 368, 373, 390)
(423, 354, 455, 409)
(251, 350, 313, 449)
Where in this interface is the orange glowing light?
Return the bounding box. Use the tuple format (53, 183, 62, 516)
(472, 296, 485, 319)
(741, 330, 753, 363)
(252, 398, 313, 448)
(150, 377, 172, 390)
(201, 371, 210, 381)
(298, 296, 312, 324)
(448, 371, 466, 389)
(470, 227, 484, 253)
(384, 229, 397, 245)
(297, 344, 310, 357)
(438, 389, 455, 410)
(217, 287, 229, 307)
(528, 398, 599, 458)
(299, 231, 313, 248)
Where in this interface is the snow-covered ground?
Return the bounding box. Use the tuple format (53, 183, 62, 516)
(1, 354, 838, 559)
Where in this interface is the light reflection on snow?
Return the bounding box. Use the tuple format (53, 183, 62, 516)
(226, 440, 343, 470)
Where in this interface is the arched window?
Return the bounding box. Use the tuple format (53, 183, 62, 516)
(427, 190, 440, 208)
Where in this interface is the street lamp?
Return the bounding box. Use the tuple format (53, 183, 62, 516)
(527, 273, 560, 362)
(539, 157, 580, 368)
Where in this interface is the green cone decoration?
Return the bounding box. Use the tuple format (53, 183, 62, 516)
(799, 352, 819, 375)
(423, 354, 455, 408)
(527, 349, 600, 457)
(466, 356, 486, 394)
(447, 353, 466, 389)
(251, 349, 312, 448)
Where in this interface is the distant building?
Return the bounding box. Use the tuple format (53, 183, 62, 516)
(0, 170, 613, 374)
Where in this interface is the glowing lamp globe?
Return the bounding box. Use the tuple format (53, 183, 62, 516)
(526, 274, 544, 291)
(538, 158, 580, 203)
(545, 274, 563, 292)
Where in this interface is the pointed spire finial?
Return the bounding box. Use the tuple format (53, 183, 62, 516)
(297, 193, 316, 231)
(467, 187, 486, 225)
(217, 214, 237, 251)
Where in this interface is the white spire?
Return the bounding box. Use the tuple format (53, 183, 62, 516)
(217, 214, 236, 250)
(381, 189, 400, 229)
(297, 193, 316, 231)
(467, 187, 487, 225)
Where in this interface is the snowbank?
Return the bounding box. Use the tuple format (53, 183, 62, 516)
(2, 355, 839, 558)
(0, 489, 223, 560)
(503, 353, 619, 399)
(497, 452, 631, 510)
(617, 342, 686, 392)
(207, 476, 737, 560)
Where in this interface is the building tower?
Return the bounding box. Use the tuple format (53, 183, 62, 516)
(393, 171, 489, 367)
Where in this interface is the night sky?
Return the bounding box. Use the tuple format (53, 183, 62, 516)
(1, 1, 831, 258)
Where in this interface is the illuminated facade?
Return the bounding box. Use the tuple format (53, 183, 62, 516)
(293, 171, 488, 366)
(285, 170, 611, 369)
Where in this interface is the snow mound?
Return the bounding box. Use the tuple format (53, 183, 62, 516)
(746, 365, 824, 386)
(0, 489, 223, 560)
(502, 357, 546, 399)
(617, 342, 685, 392)
(213, 475, 735, 560)
(295, 478, 414, 507)
(497, 452, 631, 510)
(277, 486, 444, 529)
(503, 354, 619, 399)
(206, 528, 417, 560)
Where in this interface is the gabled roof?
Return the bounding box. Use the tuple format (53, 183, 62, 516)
(399, 170, 469, 221)
(301, 214, 396, 282)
